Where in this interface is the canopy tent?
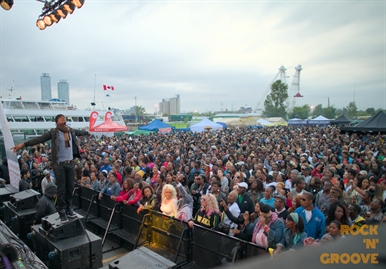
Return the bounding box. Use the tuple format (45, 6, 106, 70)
(330, 114, 352, 125)
(308, 115, 330, 125)
(256, 118, 272, 126)
(190, 118, 223, 133)
(89, 111, 128, 137)
(287, 118, 308, 125)
(138, 119, 173, 132)
(216, 122, 227, 128)
(341, 110, 386, 133)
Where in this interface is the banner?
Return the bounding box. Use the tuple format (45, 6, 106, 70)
(158, 127, 172, 134)
(0, 102, 20, 189)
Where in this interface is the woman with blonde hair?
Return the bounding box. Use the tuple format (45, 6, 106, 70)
(160, 184, 178, 218)
(188, 193, 221, 230)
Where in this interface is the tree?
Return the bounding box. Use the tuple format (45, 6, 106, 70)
(289, 104, 310, 119)
(312, 104, 324, 117)
(345, 102, 358, 119)
(135, 106, 146, 117)
(365, 107, 376, 115)
(322, 106, 336, 119)
(262, 80, 289, 118)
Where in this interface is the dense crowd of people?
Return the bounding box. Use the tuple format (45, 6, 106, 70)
(2, 125, 386, 255)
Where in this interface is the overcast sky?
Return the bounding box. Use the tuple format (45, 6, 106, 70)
(0, 0, 385, 114)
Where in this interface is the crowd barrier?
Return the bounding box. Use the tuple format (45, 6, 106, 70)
(73, 184, 266, 267)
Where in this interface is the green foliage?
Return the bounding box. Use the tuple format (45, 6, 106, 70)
(135, 106, 146, 116)
(365, 107, 376, 115)
(311, 104, 336, 119)
(289, 105, 310, 119)
(345, 102, 358, 119)
(312, 104, 324, 117)
(262, 80, 289, 118)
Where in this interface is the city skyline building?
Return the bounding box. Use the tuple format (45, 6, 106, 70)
(58, 79, 70, 105)
(159, 94, 180, 115)
(40, 73, 51, 101)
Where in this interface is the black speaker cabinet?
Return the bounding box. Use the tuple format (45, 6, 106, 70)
(9, 189, 41, 211)
(109, 247, 177, 269)
(3, 201, 36, 241)
(40, 212, 86, 242)
(0, 185, 18, 221)
(31, 224, 103, 269)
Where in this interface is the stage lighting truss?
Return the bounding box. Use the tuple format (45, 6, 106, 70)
(36, 0, 85, 30)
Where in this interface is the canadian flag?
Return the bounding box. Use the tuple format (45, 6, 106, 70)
(103, 85, 114, 91)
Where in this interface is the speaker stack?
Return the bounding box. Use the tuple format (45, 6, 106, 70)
(30, 212, 103, 269)
(0, 184, 19, 221)
(3, 189, 41, 241)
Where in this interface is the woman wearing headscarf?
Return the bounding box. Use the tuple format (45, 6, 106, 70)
(188, 193, 221, 230)
(252, 204, 285, 250)
(274, 213, 307, 255)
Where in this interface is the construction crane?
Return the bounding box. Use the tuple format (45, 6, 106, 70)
(286, 65, 303, 113)
(255, 65, 288, 113)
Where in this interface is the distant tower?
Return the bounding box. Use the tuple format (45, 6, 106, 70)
(58, 79, 70, 105)
(278, 65, 287, 85)
(40, 73, 52, 101)
(287, 65, 303, 113)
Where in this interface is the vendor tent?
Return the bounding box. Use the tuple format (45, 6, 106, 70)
(89, 111, 128, 137)
(138, 119, 173, 132)
(256, 118, 272, 126)
(190, 118, 223, 133)
(340, 110, 386, 133)
(308, 115, 330, 125)
(330, 114, 352, 125)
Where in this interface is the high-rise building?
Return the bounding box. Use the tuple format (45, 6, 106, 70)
(40, 73, 52, 101)
(58, 79, 70, 105)
(159, 95, 180, 116)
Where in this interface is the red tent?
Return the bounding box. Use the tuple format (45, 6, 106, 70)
(89, 111, 128, 132)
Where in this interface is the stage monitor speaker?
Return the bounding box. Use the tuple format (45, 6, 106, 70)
(2, 201, 36, 241)
(31, 224, 103, 269)
(109, 247, 177, 269)
(10, 189, 41, 211)
(40, 212, 85, 241)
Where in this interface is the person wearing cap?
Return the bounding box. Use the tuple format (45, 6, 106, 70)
(41, 169, 55, 194)
(99, 157, 112, 173)
(35, 182, 58, 225)
(274, 195, 290, 220)
(274, 213, 307, 255)
(235, 182, 255, 214)
(12, 114, 89, 224)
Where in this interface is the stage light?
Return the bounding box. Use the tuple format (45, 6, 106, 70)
(72, 0, 84, 9)
(43, 15, 52, 26)
(49, 13, 61, 23)
(63, 0, 76, 14)
(0, 0, 13, 11)
(56, 7, 68, 19)
(36, 19, 46, 30)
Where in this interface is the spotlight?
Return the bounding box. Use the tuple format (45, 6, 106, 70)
(0, 0, 13, 11)
(63, 0, 76, 14)
(43, 15, 52, 26)
(36, 19, 46, 30)
(49, 13, 61, 23)
(72, 0, 85, 9)
(56, 7, 68, 19)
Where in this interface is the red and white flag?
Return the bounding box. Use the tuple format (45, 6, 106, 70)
(103, 85, 114, 90)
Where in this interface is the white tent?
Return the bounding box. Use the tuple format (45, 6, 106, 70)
(256, 118, 272, 126)
(190, 118, 223, 133)
(312, 115, 330, 120)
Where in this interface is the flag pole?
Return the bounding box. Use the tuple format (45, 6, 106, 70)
(93, 74, 96, 109)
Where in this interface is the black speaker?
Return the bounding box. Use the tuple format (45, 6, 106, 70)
(108, 247, 177, 269)
(2, 201, 36, 241)
(31, 224, 103, 269)
(0, 185, 18, 204)
(9, 189, 41, 211)
(40, 212, 86, 241)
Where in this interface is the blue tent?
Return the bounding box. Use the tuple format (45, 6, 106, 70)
(138, 119, 174, 132)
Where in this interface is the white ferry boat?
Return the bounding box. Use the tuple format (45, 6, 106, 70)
(0, 98, 126, 137)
